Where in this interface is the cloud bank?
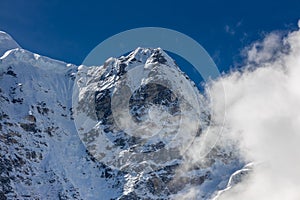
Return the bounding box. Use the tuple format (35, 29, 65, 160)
(209, 21, 300, 199)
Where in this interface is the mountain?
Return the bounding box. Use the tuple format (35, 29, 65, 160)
(0, 31, 246, 199)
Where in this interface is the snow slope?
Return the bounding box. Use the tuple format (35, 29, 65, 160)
(0, 31, 20, 56)
(0, 35, 121, 200)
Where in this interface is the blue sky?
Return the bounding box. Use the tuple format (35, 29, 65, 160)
(0, 0, 299, 78)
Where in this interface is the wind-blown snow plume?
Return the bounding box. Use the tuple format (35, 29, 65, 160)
(209, 21, 300, 199)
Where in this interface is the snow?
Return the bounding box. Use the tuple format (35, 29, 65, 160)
(0, 35, 120, 199)
(0, 31, 20, 56)
(211, 162, 253, 200)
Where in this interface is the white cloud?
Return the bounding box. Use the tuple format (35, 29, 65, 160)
(210, 22, 300, 199)
(243, 32, 283, 64)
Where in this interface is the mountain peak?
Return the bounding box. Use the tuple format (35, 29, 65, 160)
(118, 47, 177, 67)
(0, 31, 20, 56)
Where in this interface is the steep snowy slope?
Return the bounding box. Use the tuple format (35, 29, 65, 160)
(0, 31, 20, 56)
(0, 31, 244, 199)
(0, 35, 122, 200)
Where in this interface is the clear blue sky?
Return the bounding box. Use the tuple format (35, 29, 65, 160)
(0, 0, 299, 75)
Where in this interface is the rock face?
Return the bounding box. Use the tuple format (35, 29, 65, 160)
(0, 32, 245, 199)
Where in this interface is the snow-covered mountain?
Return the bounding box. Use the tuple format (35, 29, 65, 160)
(0, 31, 246, 199)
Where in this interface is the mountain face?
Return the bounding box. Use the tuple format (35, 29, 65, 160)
(0, 32, 246, 199)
